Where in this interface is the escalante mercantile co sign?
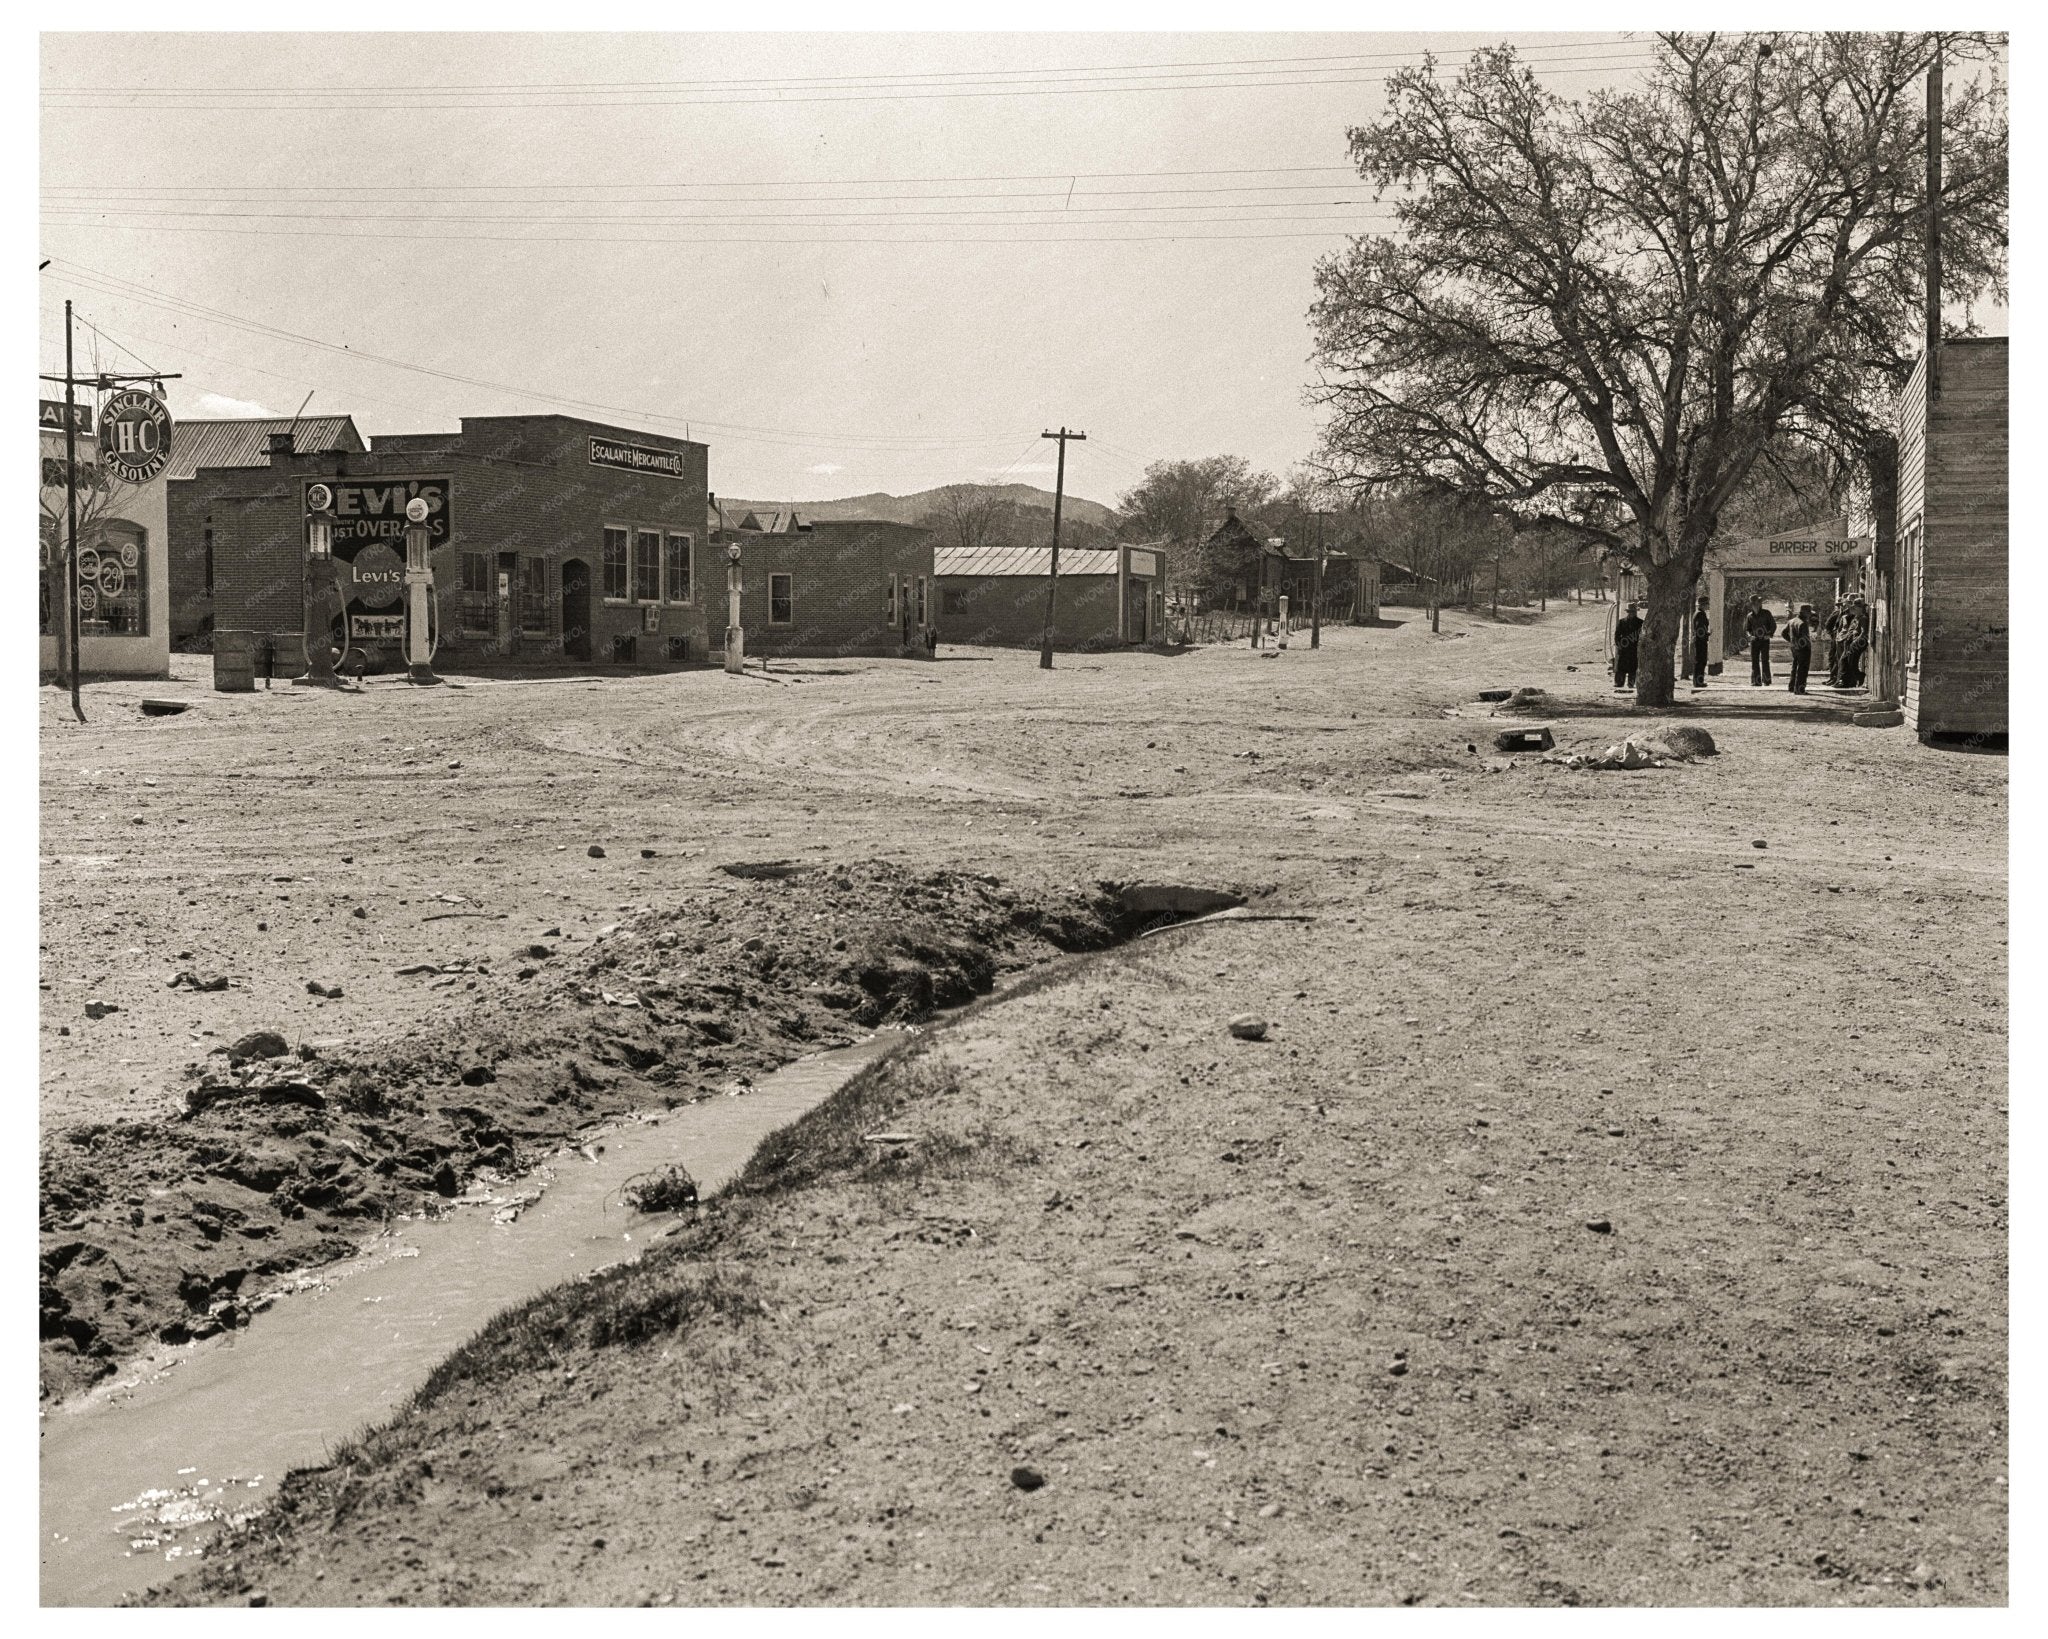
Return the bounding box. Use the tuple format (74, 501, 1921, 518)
(588, 436, 684, 478)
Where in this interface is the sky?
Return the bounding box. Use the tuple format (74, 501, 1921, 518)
(35, 26, 1985, 510)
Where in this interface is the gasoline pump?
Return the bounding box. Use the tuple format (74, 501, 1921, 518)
(403, 496, 441, 686)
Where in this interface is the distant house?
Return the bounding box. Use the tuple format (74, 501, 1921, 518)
(934, 541, 1170, 649)
(1201, 508, 1382, 622)
(165, 416, 368, 640)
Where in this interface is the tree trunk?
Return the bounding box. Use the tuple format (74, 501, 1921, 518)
(1633, 556, 1693, 707)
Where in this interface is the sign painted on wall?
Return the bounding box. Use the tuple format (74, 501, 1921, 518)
(588, 436, 684, 479)
(1128, 549, 1160, 578)
(98, 389, 173, 483)
(345, 542, 406, 608)
(305, 476, 452, 553)
(349, 613, 406, 642)
(39, 399, 94, 437)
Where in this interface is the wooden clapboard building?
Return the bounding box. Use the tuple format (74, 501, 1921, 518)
(1890, 337, 2007, 736)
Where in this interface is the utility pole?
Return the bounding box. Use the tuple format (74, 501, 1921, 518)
(1927, 37, 1944, 400)
(1309, 511, 1326, 649)
(63, 301, 81, 722)
(1037, 427, 1086, 670)
(42, 299, 181, 725)
(1539, 535, 1548, 613)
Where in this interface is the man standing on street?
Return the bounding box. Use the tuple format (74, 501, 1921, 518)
(1784, 603, 1815, 694)
(1613, 601, 1643, 691)
(1745, 596, 1778, 686)
(1691, 595, 1712, 689)
(1838, 593, 1870, 689)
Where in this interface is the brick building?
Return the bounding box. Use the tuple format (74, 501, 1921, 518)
(168, 414, 711, 669)
(1887, 337, 2007, 737)
(934, 541, 1169, 649)
(165, 416, 368, 641)
(710, 511, 936, 660)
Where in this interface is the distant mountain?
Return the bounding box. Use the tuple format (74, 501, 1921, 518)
(714, 483, 1118, 533)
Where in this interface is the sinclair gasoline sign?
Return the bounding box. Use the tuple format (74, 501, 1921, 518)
(98, 389, 173, 482)
(305, 476, 453, 556)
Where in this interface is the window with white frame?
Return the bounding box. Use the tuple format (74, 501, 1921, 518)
(80, 522, 147, 636)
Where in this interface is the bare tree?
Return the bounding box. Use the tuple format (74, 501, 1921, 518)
(1308, 33, 2006, 704)
(920, 484, 1018, 555)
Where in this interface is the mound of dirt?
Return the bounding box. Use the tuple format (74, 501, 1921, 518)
(1643, 724, 1718, 759)
(38, 861, 1130, 1402)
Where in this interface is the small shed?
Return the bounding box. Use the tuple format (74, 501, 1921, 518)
(935, 541, 1169, 650)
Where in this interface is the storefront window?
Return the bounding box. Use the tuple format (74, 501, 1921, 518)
(79, 522, 147, 637)
(602, 526, 629, 601)
(519, 556, 548, 634)
(459, 551, 493, 634)
(634, 529, 661, 603)
(665, 532, 692, 603)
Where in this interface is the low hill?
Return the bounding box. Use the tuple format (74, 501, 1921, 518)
(715, 483, 1118, 533)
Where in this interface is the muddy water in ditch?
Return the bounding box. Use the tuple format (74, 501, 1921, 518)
(39, 1032, 907, 1607)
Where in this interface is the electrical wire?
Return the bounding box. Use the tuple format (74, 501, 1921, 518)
(45, 219, 1389, 248)
(44, 36, 1644, 98)
(45, 50, 1657, 112)
(46, 258, 1047, 454)
(41, 164, 1365, 196)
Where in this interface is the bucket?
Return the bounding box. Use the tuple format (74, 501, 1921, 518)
(212, 629, 257, 693)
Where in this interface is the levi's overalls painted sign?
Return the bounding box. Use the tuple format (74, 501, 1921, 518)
(306, 476, 453, 557)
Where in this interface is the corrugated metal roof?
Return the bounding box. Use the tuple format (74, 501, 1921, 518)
(935, 545, 1122, 578)
(165, 416, 365, 481)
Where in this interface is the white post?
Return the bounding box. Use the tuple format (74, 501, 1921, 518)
(724, 544, 745, 674)
(1277, 593, 1290, 648)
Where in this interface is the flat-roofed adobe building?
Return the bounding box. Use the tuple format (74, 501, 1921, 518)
(934, 541, 1170, 650)
(168, 414, 711, 671)
(709, 507, 937, 660)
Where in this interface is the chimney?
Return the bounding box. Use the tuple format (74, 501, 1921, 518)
(266, 430, 296, 465)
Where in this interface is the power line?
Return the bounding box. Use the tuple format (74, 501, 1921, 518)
(44, 181, 1385, 206)
(40, 164, 1365, 195)
(42, 207, 1390, 230)
(46, 219, 1392, 248)
(75, 313, 158, 376)
(46, 258, 1045, 453)
(44, 36, 1642, 97)
(45, 53, 1658, 112)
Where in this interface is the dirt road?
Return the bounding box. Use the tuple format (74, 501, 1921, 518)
(41, 604, 2007, 1603)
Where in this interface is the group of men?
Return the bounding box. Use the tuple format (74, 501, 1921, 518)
(1610, 591, 1871, 694)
